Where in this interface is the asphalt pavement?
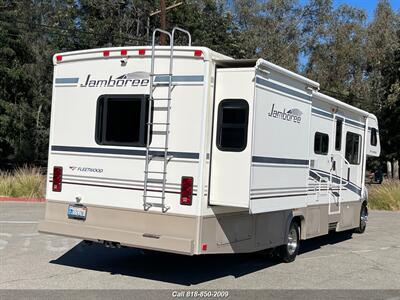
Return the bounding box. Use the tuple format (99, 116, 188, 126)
(1, 202, 400, 290)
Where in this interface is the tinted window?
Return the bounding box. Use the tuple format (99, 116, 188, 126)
(335, 119, 343, 151)
(371, 128, 377, 146)
(314, 132, 329, 155)
(345, 132, 361, 165)
(217, 99, 249, 152)
(96, 95, 150, 146)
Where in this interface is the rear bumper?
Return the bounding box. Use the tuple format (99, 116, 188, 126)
(38, 200, 197, 255)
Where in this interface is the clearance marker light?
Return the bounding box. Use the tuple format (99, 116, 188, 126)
(194, 50, 203, 57)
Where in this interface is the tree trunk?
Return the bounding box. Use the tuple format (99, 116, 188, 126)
(160, 0, 167, 45)
(393, 160, 399, 180)
(387, 161, 393, 179)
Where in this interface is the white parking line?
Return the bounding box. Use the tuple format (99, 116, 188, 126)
(0, 221, 38, 224)
(351, 249, 373, 253)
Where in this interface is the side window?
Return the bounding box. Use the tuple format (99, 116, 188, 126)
(371, 128, 377, 146)
(216, 99, 249, 152)
(335, 119, 343, 151)
(314, 132, 329, 155)
(345, 132, 361, 165)
(95, 94, 150, 147)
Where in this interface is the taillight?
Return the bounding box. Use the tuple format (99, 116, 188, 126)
(180, 176, 193, 206)
(52, 166, 63, 192)
(194, 50, 203, 57)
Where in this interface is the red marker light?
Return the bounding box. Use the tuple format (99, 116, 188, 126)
(201, 243, 207, 251)
(121, 49, 128, 56)
(56, 55, 62, 62)
(103, 50, 110, 57)
(194, 50, 203, 57)
(138, 49, 146, 55)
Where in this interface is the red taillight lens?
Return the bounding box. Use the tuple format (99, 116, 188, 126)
(180, 176, 193, 206)
(56, 55, 62, 62)
(138, 49, 146, 55)
(103, 50, 110, 57)
(121, 49, 128, 56)
(52, 166, 63, 192)
(194, 50, 203, 57)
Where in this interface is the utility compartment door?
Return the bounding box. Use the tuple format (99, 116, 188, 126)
(209, 68, 254, 208)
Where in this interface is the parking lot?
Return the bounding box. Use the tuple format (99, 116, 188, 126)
(1, 202, 400, 290)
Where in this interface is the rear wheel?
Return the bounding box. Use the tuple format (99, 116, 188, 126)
(278, 220, 300, 263)
(354, 204, 368, 234)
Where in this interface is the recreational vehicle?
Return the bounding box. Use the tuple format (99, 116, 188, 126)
(39, 28, 380, 262)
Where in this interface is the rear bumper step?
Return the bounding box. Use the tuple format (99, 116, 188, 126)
(38, 220, 194, 255)
(38, 200, 196, 255)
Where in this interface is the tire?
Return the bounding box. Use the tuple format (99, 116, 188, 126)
(278, 220, 300, 263)
(354, 204, 368, 234)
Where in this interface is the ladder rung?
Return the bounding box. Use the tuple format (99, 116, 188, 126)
(153, 131, 169, 135)
(146, 202, 165, 208)
(144, 195, 165, 200)
(147, 122, 170, 125)
(145, 171, 166, 174)
(147, 147, 168, 150)
(151, 73, 172, 76)
(150, 98, 171, 101)
(147, 178, 166, 184)
(150, 155, 173, 161)
(153, 107, 170, 111)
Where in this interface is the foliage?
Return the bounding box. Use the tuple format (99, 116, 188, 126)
(0, 166, 45, 198)
(368, 180, 400, 211)
(0, 0, 399, 166)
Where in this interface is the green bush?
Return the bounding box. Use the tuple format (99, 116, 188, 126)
(368, 180, 400, 211)
(0, 166, 45, 198)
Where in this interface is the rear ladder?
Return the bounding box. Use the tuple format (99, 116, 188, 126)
(143, 27, 192, 212)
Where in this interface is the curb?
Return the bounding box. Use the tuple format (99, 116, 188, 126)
(0, 197, 45, 202)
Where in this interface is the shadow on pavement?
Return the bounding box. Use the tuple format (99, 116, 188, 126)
(50, 231, 354, 286)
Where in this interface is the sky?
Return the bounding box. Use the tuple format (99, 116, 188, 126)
(334, 0, 399, 19)
(307, 0, 400, 21)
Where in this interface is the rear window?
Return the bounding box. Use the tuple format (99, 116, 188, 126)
(95, 95, 150, 146)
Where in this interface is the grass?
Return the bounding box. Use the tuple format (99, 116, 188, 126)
(368, 180, 400, 211)
(0, 166, 45, 198)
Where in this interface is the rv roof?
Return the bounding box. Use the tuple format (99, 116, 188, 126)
(53, 46, 231, 64)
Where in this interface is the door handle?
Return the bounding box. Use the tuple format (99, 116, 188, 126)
(347, 168, 350, 181)
(332, 160, 336, 171)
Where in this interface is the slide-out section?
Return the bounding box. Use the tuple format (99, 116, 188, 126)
(208, 68, 255, 208)
(249, 70, 313, 214)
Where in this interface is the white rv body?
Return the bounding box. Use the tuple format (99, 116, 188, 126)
(39, 43, 380, 255)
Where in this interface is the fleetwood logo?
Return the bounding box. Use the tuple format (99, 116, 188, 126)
(80, 71, 150, 88)
(69, 166, 103, 173)
(268, 104, 303, 124)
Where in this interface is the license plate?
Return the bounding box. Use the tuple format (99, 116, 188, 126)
(67, 204, 87, 220)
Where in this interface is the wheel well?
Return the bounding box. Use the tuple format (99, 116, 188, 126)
(292, 216, 304, 239)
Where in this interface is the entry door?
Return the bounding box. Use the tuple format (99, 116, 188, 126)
(209, 69, 253, 208)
